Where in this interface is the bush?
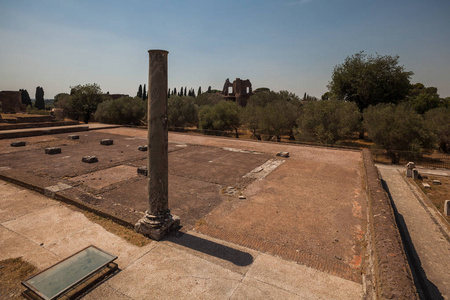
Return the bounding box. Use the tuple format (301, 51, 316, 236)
(94, 96, 146, 125)
(296, 100, 360, 144)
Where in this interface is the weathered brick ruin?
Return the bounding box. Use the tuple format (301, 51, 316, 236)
(221, 78, 253, 106)
(0, 91, 24, 113)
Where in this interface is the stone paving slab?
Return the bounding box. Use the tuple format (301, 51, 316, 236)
(0, 225, 60, 270)
(378, 165, 450, 299)
(245, 253, 362, 300)
(0, 179, 363, 299)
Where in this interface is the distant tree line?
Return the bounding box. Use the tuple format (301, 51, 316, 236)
(48, 51, 448, 164)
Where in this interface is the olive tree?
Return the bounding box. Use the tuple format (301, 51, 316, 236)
(363, 103, 433, 163)
(296, 100, 360, 144)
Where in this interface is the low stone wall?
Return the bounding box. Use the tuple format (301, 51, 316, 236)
(362, 149, 418, 299)
(0, 121, 79, 130)
(0, 126, 89, 139)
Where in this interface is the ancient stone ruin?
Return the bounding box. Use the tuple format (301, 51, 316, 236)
(221, 78, 253, 107)
(0, 91, 24, 113)
(134, 49, 180, 240)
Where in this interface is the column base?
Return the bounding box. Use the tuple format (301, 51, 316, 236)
(135, 210, 180, 241)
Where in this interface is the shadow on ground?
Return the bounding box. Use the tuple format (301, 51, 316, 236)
(166, 231, 254, 267)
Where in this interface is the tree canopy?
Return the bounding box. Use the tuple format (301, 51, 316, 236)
(328, 52, 413, 111)
(199, 100, 241, 137)
(64, 83, 105, 123)
(363, 103, 433, 163)
(424, 107, 450, 153)
(168, 95, 198, 128)
(296, 100, 360, 144)
(95, 96, 146, 125)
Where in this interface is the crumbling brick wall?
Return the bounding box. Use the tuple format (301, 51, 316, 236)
(0, 91, 23, 113)
(362, 149, 418, 299)
(221, 78, 253, 106)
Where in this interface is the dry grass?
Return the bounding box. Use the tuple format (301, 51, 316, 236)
(0, 257, 37, 299)
(415, 175, 450, 223)
(68, 205, 151, 247)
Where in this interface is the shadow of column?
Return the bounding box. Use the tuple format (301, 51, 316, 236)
(166, 231, 254, 267)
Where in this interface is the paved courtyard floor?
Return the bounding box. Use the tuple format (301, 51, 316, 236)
(0, 127, 366, 298)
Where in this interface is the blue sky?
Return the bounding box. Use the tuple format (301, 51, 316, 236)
(1, 0, 449, 99)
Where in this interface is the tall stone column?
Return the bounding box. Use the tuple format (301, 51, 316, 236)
(135, 50, 180, 240)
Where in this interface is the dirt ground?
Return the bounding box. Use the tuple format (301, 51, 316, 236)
(0, 127, 367, 282)
(415, 175, 450, 223)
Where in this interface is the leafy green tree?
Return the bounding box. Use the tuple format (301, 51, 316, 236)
(19, 89, 32, 108)
(329, 52, 413, 111)
(248, 90, 279, 107)
(296, 100, 360, 144)
(95, 96, 146, 125)
(246, 90, 301, 141)
(69, 83, 105, 123)
(35, 86, 45, 110)
(199, 100, 241, 137)
(137, 84, 143, 98)
(259, 101, 290, 142)
(363, 103, 433, 163)
(194, 92, 223, 107)
(168, 95, 198, 128)
(425, 107, 450, 153)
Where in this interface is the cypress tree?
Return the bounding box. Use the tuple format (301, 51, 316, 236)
(142, 84, 146, 101)
(168, 88, 171, 98)
(207, 86, 211, 93)
(137, 84, 142, 98)
(174, 87, 177, 95)
(198, 86, 202, 96)
(20, 89, 32, 108)
(184, 87, 187, 96)
(35, 86, 45, 110)
(180, 87, 183, 96)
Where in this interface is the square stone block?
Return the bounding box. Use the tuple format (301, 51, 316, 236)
(10, 141, 26, 147)
(276, 151, 290, 158)
(137, 166, 148, 176)
(100, 139, 114, 145)
(45, 147, 61, 155)
(82, 156, 98, 163)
